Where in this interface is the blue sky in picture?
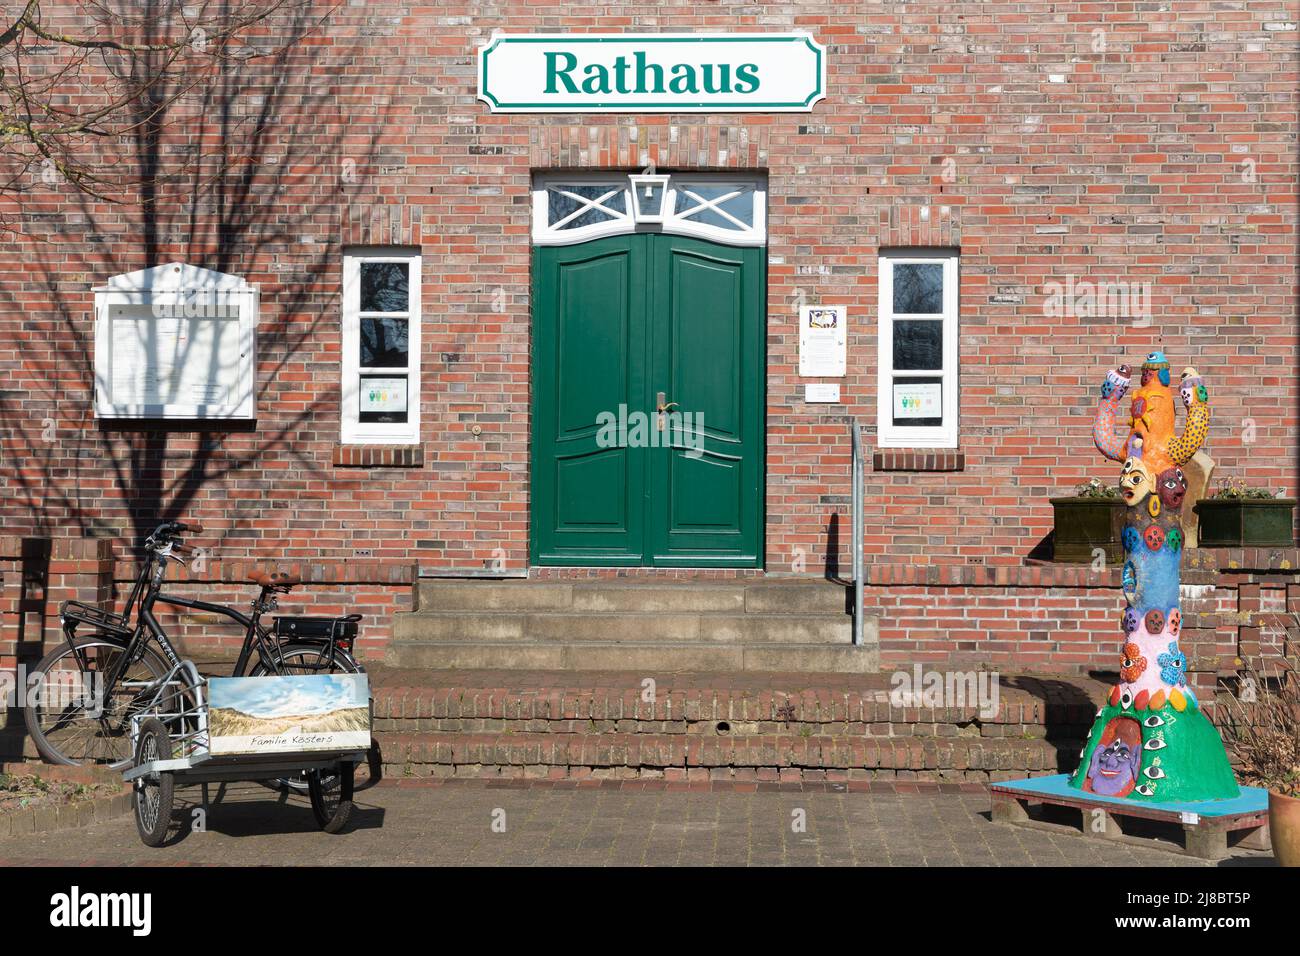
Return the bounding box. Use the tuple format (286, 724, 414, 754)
(209, 674, 369, 718)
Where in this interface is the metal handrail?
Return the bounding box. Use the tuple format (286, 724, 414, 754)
(850, 420, 864, 646)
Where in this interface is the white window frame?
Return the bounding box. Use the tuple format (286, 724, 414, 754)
(877, 250, 960, 449)
(532, 172, 766, 247)
(341, 247, 422, 445)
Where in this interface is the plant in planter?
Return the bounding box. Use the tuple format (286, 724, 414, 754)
(1193, 478, 1296, 547)
(1050, 478, 1126, 563)
(1219, 663, 1300, 866)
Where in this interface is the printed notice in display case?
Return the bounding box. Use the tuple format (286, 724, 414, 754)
(94, 263, 258, 419)
(798, 305, 847, 377)
(893, 381, 942, 419)
(109, 309, 241, 409)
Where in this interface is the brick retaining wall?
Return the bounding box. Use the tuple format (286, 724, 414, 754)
(3, 537, 1297, 680)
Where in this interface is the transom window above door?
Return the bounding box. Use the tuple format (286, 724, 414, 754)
(532, 173, 766, 247)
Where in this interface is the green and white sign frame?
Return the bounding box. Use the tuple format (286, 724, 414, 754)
(477, 33, 826, 113)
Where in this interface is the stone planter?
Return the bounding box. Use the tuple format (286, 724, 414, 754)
(1050, 497, 1126, 563)
(1269, 790, 1300, 867)
(1192, 498, 1296, 548)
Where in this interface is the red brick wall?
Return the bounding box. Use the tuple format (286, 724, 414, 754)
(0, 2, 1296, 580)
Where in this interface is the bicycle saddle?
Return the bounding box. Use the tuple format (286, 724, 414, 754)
(248, 570, 301, 589)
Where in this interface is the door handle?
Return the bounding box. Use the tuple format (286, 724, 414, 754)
(656, 392, 678, 431)
(656, 391, 678, 413)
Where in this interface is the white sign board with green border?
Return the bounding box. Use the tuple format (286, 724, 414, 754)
(477, 33, 826, 113)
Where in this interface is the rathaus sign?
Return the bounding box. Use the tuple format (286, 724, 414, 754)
(477, 33, 826, 113)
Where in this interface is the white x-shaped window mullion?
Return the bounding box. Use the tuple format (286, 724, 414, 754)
(673, 187, 750, 230)
(550, 188, 629, 230)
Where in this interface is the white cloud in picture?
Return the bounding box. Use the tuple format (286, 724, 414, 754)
(210, 674, 368, 717)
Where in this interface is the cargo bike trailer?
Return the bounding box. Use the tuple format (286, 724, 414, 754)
(123, 660, 371, 846)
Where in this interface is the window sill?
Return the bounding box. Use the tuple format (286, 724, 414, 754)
(873, 449, 965, 472)
(333, 443, 423, 468)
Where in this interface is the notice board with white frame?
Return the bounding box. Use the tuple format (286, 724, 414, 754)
(93, 262, 258, 420)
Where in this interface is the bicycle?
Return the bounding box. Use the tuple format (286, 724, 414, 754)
(22, 521, 365, 772)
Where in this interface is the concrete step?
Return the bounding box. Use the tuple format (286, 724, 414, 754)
(414, 578, 847, 614)
(374, 730, 1073, 779)
(391, 610, 855, 644)
(384, 641, 879, 673)
(416, 580, 575, 612)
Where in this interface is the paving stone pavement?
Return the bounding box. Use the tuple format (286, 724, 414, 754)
(0, 782, 1274, 866)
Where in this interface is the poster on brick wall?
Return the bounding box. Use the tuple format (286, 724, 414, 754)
(799, 305, 847, 377)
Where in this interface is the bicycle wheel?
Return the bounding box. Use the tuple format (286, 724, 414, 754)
(308, 761, 355, 833)
(133, 717, 176, 847)
(23, 635, 171, 769)
(251, 644, 368, 793)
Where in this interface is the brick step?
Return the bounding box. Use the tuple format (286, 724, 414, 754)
(414, 579, 848, 614)
(373, 730, 1074, 779)
(392, 611, 853, 644)
(384, 640, 878, 673)
(368, 671, 1102, 737)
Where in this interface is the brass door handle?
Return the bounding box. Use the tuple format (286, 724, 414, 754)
(656, 391, 678, 413)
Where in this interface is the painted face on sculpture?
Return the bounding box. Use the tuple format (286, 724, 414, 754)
(1179, 366, 1207, 408)
(1122, 607, 1140, 634)
(1157, 467, 1188, 510)
(1119, 457, 1155, 505)
(1085, 717, 1142, 797)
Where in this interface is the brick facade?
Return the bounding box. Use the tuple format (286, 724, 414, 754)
(1, 4, 1297, 670)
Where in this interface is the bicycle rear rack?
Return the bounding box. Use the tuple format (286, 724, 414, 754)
(60, 600, 132, 637)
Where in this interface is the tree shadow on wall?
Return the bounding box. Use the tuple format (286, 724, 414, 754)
(0, 2, 391, 559)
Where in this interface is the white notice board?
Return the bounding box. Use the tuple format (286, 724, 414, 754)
(94, 263, 257, 419)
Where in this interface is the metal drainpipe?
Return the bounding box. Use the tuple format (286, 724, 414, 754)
(851, 421, 864, 647)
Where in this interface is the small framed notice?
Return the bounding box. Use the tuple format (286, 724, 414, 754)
(798, 305, 847, 377)
(804, 383, 840, 403)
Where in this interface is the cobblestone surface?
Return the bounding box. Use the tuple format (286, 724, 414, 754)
(0, 781, 1275, 866)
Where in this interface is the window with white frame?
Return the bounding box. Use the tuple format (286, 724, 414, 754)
(341, 247, 421, 444)
(532, 173, 766, 246)
(877, 250, 959, 449)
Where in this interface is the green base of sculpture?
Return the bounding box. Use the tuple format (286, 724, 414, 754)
(1070, 696, 1239, 803)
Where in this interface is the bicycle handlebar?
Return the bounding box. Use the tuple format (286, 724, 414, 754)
(144, 520, 206, 551)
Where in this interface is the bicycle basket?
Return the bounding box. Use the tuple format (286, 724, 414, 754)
(272, 614, 361, 646)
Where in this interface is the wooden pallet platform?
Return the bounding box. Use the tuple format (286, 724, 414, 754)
(990, 774, 1270, 861)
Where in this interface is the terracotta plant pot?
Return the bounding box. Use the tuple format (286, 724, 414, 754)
(1269, 790, 1300, 867)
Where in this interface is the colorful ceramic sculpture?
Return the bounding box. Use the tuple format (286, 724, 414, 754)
(1072, 351, 1239, 802)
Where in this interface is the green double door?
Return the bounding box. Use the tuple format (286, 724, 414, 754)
(531, 233, 765, 567)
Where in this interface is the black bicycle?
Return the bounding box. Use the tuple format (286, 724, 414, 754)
(22, 521, 365, 772)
